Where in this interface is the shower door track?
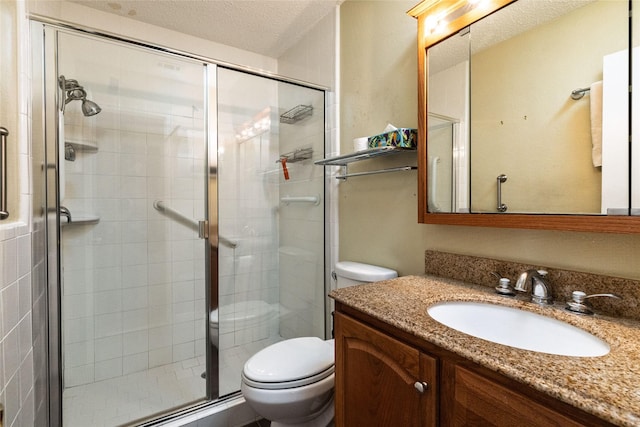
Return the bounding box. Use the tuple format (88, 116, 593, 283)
(29, 13, 331, 92)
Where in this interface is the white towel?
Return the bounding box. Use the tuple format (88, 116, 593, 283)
(590, 80, 603, 167)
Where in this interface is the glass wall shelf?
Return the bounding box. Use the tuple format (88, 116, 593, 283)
(315, 146, 416, 180)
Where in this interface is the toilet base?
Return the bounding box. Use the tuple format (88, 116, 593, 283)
(270, 395, 334, 427)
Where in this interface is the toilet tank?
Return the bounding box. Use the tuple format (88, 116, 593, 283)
(334, 261, 398, 288)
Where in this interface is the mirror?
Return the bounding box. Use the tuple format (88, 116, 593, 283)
(410, 0, 640, 232)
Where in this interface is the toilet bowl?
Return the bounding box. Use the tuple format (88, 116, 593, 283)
(241, 261, 397, 426)
(241, 337, 335, 426)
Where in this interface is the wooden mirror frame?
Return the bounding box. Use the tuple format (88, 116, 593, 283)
(409, 0, 640, 233)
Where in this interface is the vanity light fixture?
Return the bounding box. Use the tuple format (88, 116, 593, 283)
(424, 13, 447, 34)
(413, 0, 511, 45)
(467, 0, 492, 12)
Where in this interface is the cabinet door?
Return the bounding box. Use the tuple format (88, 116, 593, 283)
(334, 312, 437, 427)
(450, 364, 592, 427)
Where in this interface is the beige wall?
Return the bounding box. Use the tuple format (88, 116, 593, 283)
(339, 0, 640, 281)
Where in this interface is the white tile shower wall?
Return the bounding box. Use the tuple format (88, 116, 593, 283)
(61, 78, 206, 387)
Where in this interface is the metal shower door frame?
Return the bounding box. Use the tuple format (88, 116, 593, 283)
(39, 24, 219, 426)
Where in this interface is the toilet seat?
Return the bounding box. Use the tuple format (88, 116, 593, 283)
(242, 365, 334, 390)
(242, 337, 335, 390)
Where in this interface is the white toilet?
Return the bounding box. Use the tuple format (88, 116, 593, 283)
(241, 261, 398, 426)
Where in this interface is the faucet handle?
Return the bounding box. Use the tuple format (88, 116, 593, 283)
(495, 277, 515, 296)
(566, 291, 622, 315)
(491, 272, 515, 296)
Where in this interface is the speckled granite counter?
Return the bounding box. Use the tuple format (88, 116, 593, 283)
(330, 275, 640, 426)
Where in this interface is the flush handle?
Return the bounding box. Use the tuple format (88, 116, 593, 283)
(414, 381, 429, 393)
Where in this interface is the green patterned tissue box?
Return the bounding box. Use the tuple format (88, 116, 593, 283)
(367, 128, 417, 148)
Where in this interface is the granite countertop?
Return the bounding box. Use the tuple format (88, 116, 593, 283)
(329, 275, 640, 427)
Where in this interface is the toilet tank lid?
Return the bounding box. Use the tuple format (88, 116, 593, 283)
(335, 261, 398, 282)
(243, 337, 334, 383)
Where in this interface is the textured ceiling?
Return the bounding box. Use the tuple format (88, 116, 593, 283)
(430, 0, 596, 74)
(69, 0, 340, 58)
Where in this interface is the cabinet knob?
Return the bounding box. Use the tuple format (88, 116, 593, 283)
(414, 381, 429, 393)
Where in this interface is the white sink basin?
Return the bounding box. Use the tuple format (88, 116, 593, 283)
(427, 301, 609, 357)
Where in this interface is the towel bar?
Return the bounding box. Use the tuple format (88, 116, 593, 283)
(571, 87, 590, 100)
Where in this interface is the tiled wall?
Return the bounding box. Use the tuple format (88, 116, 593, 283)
(0, 226, 35, 427)
(0, 1, 36, 425)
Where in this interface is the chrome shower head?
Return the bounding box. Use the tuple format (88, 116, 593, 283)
(81, 99, 102, 116)
(59, 75, 102, 116)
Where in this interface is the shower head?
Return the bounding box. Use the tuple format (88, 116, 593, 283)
(81, 99, 102, 116)
(58, 75, 102, 116)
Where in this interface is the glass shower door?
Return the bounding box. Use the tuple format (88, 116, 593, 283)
(216, 68, 326, 396)
(54, 30, 210, 426)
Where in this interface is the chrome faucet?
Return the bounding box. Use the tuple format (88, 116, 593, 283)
(514, 269, 553, 305)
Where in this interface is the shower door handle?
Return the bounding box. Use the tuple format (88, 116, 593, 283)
(198, 220, 209, 239)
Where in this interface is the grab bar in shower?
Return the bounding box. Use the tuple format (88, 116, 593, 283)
(153, 200, 237, 248)
(280, 195, 320, 205)
(0, 127, 9, 220)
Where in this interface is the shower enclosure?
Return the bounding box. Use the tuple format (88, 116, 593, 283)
(32, 23, 327, 426)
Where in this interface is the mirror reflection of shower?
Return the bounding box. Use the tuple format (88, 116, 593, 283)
(58, 75, 102, 116)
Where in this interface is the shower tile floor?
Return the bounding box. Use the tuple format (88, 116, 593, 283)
(63, 337, 281, 427)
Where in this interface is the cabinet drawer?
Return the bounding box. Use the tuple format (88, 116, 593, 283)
(452, 364, 587, 427)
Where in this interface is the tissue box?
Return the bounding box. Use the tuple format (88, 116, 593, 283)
(368, 128, 418, 149)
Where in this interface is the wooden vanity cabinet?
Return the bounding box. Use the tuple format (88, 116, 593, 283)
(334, 305, 616, 427)
(443, 362, 592, 426)
(334, 311, 437, 426)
